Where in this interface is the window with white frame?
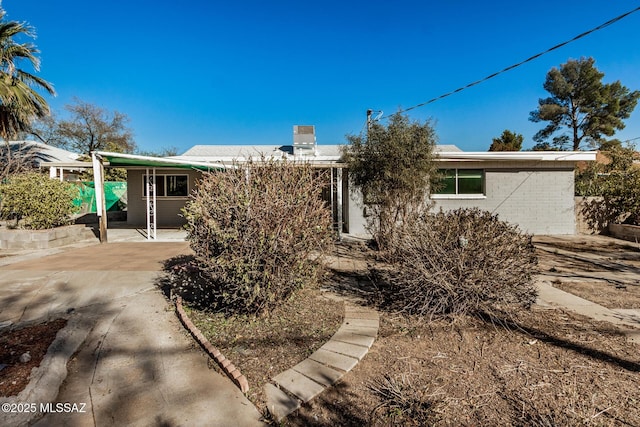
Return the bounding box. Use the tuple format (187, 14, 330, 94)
(143, 174, 189, 197)
(434, 169, 484, 195)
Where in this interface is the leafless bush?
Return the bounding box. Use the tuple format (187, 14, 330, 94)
(375, 208, 538, 317)
(0, 142, 37, 182)
(369, 373, 440, 425)
(180, 158, 333, 315)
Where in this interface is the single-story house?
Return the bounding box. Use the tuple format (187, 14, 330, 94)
(87, 141, 596, 240)
(1, 140, 83, 180)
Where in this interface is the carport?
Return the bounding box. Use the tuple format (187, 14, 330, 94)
(91, 151, 226, 243)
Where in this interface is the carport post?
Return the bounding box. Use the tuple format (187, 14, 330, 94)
(145, 168, 157, 240)
(92, 153, 108, 243)
(336, 167, 343, 241)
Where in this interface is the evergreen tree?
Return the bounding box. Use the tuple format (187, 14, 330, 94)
(342, 112, 438, 250)
(530, 57, 639, 150)
(489, 129, 523, 151)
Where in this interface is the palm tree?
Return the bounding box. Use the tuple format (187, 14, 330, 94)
(0, 7, 55, 141)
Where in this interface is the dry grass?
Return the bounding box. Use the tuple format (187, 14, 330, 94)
(184, 282, 343, 411)
(288, 309, 640, 426)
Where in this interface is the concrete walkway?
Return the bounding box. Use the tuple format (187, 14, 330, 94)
(536, 280, 640, 343)
(0, 242, 263, 427)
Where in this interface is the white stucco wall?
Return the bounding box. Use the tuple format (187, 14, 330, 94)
(126, 169, 201, 227)
(347, 187, 368, 237)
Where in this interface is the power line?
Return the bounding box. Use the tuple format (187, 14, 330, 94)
(387, 5, 640, 117)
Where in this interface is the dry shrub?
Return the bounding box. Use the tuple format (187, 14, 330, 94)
(369, 373, 440, 425)
(376, 208, 538, 317)
(180, 158, 333, 315)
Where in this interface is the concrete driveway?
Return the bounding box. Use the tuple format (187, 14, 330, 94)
(0, 242, 264, 427)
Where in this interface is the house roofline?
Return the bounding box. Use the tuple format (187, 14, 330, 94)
(436, 151, 597, 161)
(92, 151, 230, 171)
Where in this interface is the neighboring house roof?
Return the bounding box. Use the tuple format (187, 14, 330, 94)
(1, 140, 80, 166)
(435, 145, 463, 152)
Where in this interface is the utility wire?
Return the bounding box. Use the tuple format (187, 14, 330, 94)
(389, 5, 640, 117)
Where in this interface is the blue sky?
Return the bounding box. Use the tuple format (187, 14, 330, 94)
(5, 1, 640, 153)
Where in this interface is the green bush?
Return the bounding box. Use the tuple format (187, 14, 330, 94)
(576, 144, 640, 228)
(180, 158, 333, 315)
(0, 172, 79, 229)
(342, 112, 439, 251)
(376, 208, 538, 317)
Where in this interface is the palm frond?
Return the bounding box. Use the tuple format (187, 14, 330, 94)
(0, 9, 53, 139)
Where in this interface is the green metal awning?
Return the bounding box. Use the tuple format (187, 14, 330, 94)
(94, 151, 228, 171)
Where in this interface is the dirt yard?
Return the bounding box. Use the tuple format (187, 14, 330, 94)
(184, 283, 344, 410)
(179, 235, 640, 426)
(535, 235, 640, 309)
(281, 236, 640, 426)
(3, 235, 639, 425)
(0, 319, 67, 397)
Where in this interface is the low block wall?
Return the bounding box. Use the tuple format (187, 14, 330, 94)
(575, 196, 604, 235)
(0, 224, 96, 250)
(608, 223, 640, 243)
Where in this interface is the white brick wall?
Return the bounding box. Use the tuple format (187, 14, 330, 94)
(433, 168, 576, 234)
(346, 162, 578, 237)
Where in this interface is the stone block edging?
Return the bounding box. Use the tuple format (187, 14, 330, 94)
(174, 296, 249, 393)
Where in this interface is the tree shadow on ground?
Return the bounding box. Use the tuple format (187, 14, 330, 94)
(158, 254, 224, 311)
(535, 239, 640, 285)
(477, 311, 640, 373)
(36, 287, 253, 426)
(288, 381, 370, 427)
(323, 269, 379, 302)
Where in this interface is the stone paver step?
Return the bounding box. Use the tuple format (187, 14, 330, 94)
(320, 340, 369, 360)
(272, 369, 325, 402)
(264, 300, 380, 422)
(331, 329, 376, 348)
(343, 318, 379, 328)
(339, 325, 379, 337)
(291, 359, 344, 387)
(264, 383, 300, 422)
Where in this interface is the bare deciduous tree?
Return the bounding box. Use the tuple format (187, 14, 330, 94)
(35, 98, 136, 156)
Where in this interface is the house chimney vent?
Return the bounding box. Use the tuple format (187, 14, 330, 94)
(293, 125, 316, 155)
